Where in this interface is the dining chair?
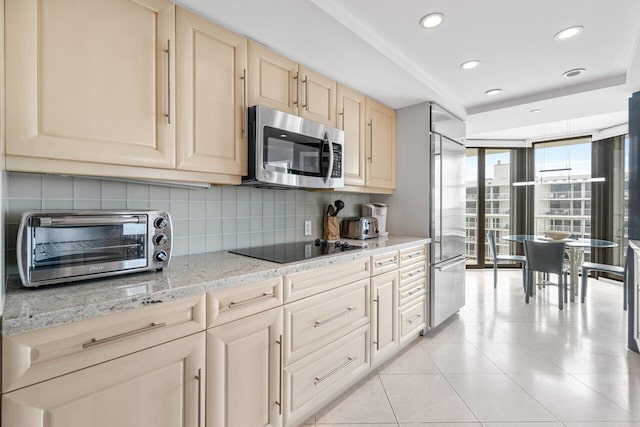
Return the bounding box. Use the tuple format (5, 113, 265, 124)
(524, 240, 568, 310)
(581, 244, 631, 310)
(486, 231, 527, 291)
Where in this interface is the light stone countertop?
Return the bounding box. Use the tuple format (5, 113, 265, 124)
(3, 235, 430, 336)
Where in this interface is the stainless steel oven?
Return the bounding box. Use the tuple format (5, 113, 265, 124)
(243, 105, 344, 189)
(17, 210, 172, 287)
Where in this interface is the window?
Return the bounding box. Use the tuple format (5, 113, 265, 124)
(465, 148, 514, 267)
(465, 149, 479, 265)
(534, 137, 592, 240)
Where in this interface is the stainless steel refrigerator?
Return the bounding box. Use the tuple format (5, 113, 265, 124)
(430, 103, 466, 328)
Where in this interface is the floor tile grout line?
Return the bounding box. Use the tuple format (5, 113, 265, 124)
(565, 371, 640, 421)
(500, 371, 563, 424)
(433, 354, 483, 424)
(375, 372, 401, 426)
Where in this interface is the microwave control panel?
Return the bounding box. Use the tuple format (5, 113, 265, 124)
(331, 145, 342, 178)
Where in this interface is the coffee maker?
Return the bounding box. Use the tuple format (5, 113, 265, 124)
(361, 203, 388, 237)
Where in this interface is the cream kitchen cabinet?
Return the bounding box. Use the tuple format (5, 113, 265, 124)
(371, 270, 399, 366)
(365, 97, 397, 190)
(2, 332, 205, 427)
(298, 65, 336, 127)
(5, 0, 246, 185)
(176, 8, 247, 176)
(6, 0, 176, 170)
(334, 87, 397, 194)
(337, 85, 367, 187)
(248, 41, 299, 116)
(207, 306, 283, 427)
(248, 42, 336, 127)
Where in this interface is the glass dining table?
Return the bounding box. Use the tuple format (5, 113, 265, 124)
(502, 235, 617, 303)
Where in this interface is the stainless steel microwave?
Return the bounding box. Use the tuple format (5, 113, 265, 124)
(243, 105, 345, 189)
(17, 210, 172, 287)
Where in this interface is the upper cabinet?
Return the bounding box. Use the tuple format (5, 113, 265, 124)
(337, 85, 366, 187)
(6, 0, 176, 169)
(298, 66, 336, 127)
(5, 0, 247, 185)
(248, 41, 298, 116)
(4, 0, 395, 190)
(176, 8, 247, 176)
(248, 42, 336, 127)
(366, 97, 397, 190)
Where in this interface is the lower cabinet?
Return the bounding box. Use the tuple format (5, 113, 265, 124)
(206, 306, 283, 427)
(371, 270, 399, 366)
(2, 332, 205, 427)
(283, 325, 370, 427)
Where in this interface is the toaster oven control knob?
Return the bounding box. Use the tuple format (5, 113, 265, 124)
(154, 234, 168, 246)
(154, 217, 168, 230)
(154, 250, 169, 263)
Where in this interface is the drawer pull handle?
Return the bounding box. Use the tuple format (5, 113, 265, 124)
(407, 253, 421, 259)
(314, 356, 358, 385)
(314, 307, 356, 328)
(227, 292, 274, 310)
(82, 322, 167, 349)
(407, 287, 423, 296)
(406, 269, 424, 278)
(376, 260, 396, 268)
(407, 314, 422, 325)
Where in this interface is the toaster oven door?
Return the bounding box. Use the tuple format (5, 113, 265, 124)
(25, 215, 149, 285)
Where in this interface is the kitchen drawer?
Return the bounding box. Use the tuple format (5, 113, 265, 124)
(399, 277, 427, 307)
(3, 295, 205, 393)
(399, 245, 427, 267)
(283, 324, 370, 427)
(284, 278, 369, 365)
(283, 258, 370, 303)
(371, 251, 399, 276)
(399, 297, 426, 343)
(399, 261, 427, 286)
(207, 276, 283, 328)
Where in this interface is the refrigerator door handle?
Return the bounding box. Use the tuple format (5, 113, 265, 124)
(435, 257, 467, 271)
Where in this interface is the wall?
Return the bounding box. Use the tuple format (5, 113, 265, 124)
(4, 172, 369, 272)
(379, 102, 430, 237)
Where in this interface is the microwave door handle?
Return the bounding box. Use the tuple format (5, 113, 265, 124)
(324, 133, 334, 184)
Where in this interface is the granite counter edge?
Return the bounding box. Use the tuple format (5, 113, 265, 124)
(3, 237, 431, 336)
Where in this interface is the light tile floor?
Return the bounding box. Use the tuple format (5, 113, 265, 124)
(303, 269, 640, 426)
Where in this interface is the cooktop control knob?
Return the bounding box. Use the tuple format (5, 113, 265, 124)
(154, 234, 168, 246)
(154, 250, 169, 263)
(154, 216, 168, 229)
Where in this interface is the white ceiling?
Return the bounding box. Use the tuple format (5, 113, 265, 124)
(175, 0, 640, 140)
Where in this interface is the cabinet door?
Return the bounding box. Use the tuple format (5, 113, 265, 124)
(2, 332, 205, 427)
(207, 306, 283, 427)
(337, 85, 366, 186)
(299, 65, 337, 127)
(371, 270, 399, 366)
(365, 98, 397, 189)
(248, 41, 299, 115)
(176, 8, 247, 176)
(6, 0, 175, 169)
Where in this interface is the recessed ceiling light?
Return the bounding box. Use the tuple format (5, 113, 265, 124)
(530, 109, 541, 113)
(460, 60, 480, 70)
(562, 68, 586, 78)
(419, 13, 445, 29)
(485, 88, 502, 96)
(554, 26, 584, 40)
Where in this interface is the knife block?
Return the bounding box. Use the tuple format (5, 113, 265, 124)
(323, 216, 340, 240)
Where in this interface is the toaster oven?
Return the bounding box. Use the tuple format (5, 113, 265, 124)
(340, 217, 379, 240)
(17, 210, 172, 287)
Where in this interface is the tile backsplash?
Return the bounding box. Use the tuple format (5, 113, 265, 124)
(5, 172, 370, 268)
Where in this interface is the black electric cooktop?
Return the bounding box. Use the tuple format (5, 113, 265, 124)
(229, 240, 365, 264)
